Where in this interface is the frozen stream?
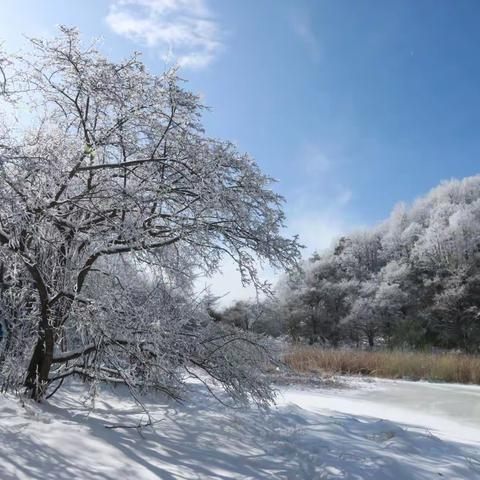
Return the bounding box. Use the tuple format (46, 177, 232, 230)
(279, 377, 480, 444)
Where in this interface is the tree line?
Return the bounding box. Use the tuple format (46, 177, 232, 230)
(219, 176, 480, 353)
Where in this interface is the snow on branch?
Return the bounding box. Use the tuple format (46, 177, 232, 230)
(0, 27, 300, 404)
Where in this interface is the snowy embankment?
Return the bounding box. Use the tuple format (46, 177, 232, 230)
(1, 378, 479, 479)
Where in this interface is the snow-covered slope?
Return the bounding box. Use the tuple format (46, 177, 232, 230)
(1, 378, 479, 479)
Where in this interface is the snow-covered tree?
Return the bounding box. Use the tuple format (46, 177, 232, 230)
(0, 28, 300, 402)
(274, 175, 480, 352)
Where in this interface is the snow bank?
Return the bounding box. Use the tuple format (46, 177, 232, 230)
(0, 379, 479, 479)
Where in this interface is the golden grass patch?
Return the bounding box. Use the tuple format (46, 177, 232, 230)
(284, 347, 480, 384)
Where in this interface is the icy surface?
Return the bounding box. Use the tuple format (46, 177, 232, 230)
(279, 376, 480, 444)
(0, 378, 479, 479)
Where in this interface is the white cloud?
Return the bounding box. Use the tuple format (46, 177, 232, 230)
(106, 0, 222, 69)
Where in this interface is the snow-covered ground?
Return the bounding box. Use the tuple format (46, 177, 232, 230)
(1, 377, 479, 479)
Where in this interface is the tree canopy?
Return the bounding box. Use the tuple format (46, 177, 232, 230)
(0, 27, 300, 402)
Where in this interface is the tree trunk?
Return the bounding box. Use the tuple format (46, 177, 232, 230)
(24, 326, 54, 400)
(310, 311, 319, 344)
(367, 331, 375, 348)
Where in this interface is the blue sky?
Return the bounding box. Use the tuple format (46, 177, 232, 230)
(2, 0, 480, 301)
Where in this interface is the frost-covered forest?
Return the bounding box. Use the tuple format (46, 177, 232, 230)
(220, 176, 480, 353)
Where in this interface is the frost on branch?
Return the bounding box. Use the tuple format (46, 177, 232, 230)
(0, 27, 300, 403)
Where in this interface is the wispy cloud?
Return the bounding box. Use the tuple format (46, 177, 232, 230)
(106, 0, 222, 69)
(290, 8, 322, 63)
(297, 142, 353, 208)
(287, 141, 355, 255)
(300, 143, 332, 176)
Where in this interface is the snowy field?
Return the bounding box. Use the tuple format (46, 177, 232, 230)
(1, 377, 479, 479)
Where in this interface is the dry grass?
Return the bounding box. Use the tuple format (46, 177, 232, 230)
(284, 346, 480, 384)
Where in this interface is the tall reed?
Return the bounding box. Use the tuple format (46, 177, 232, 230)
(284, 347, 480, 384)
